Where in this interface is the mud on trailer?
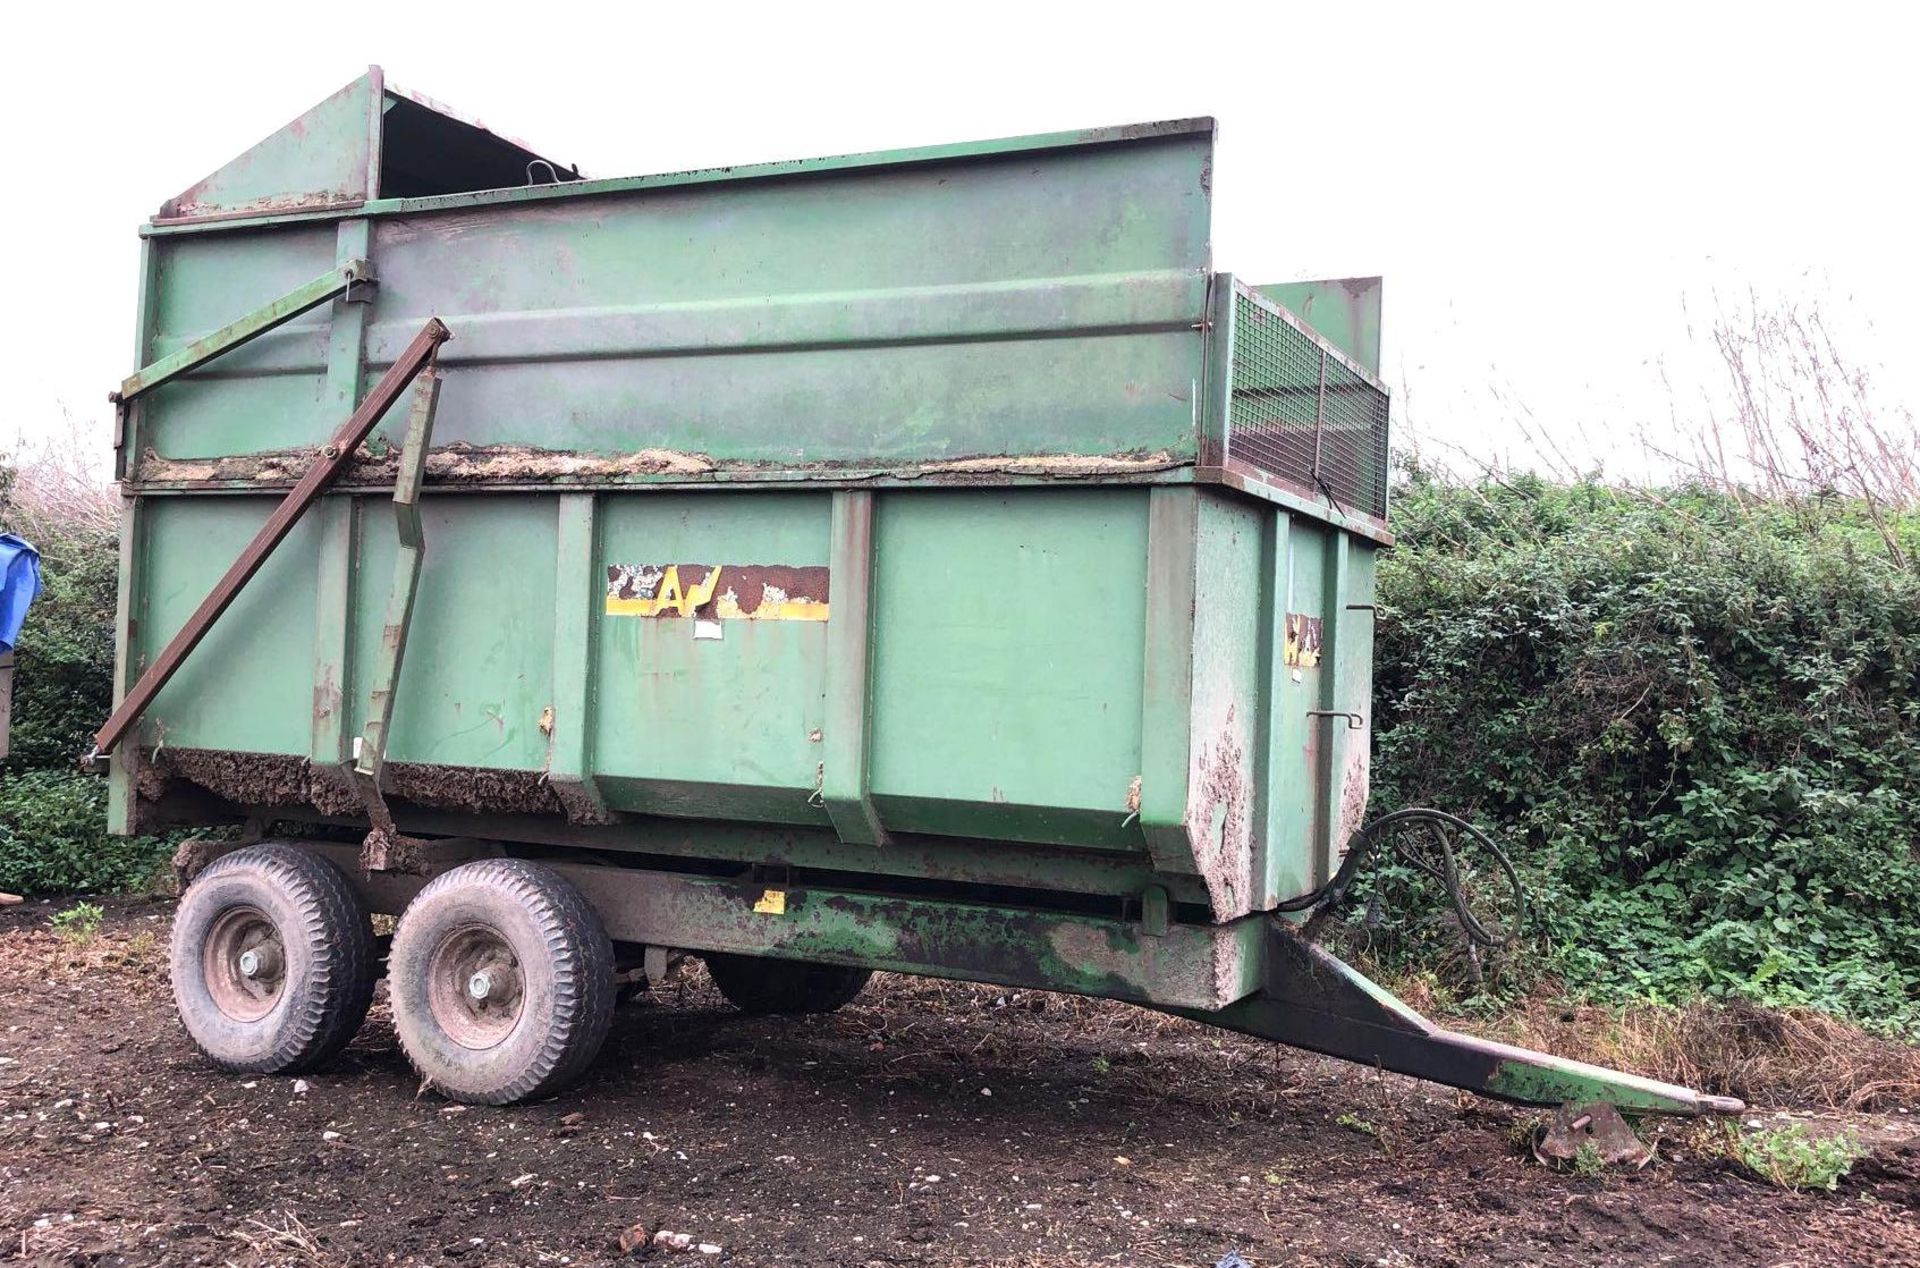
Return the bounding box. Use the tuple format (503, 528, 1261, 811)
(97, 69, 1738, 1116)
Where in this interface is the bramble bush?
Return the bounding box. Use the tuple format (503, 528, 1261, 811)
(0, 453, 173, 895)
(1364, 470, 1920, 1033)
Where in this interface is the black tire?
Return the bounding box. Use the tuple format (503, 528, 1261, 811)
(704, 953, 872, 1015)
(388, 860, 614, 1105)
(169, 843, 376, 1074)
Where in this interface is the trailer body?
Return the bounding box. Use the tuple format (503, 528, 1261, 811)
(112, 71, 1736, 1116)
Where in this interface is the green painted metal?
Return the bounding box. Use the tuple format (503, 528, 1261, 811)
(545, 493, 610, 823)
(143, 113, 1215, 237)
(308, 841, 1262, 1013)
(822, 491, 886, 845)
(115, 82, 1390, 913)
(115, 259, 371, 404)
(352, 371, 442, 785)
(115, 82, 1737, 1116)
(157, 72, 382, 222)
(1254, 277, 1384, 377)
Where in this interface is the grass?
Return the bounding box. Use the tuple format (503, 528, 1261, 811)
(1391, 975, 1920, 1111)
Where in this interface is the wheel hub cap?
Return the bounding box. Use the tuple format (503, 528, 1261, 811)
(429, 926, 525, 1050)
(203, 906, 287, 1022)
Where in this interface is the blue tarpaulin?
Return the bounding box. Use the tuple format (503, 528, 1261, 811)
(0, 535, 42, 652)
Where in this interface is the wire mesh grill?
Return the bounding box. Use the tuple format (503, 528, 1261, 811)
(1227, 288, 1389, 520)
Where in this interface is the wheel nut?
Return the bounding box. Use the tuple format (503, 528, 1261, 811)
(468, 971, 492, 1001)
(236, 944, 280, 979)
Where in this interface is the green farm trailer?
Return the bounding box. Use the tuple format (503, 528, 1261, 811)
(100, 69, 1737, 1114)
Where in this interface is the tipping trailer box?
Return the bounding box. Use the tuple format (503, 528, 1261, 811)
(107, 70, 1737, 1115)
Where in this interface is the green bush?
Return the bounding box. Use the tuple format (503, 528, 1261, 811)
(3, 506, 116, 771)
(1365, 473, 1920, 1033)
(0, 455, 162, 896)
(0, 767, 172, 895)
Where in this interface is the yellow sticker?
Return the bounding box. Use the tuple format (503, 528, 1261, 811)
(753, 888, 788, 915)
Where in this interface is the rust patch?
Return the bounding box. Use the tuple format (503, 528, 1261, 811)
(1336, 740, 1371, 853)
(1187, 716, 1249, 919)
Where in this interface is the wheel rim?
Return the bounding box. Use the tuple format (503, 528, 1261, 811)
(427, 924, 525, 1050)
(202, 905, 287, 1023)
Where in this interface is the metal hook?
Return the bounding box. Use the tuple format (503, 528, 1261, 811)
(526, 159, 560, 186)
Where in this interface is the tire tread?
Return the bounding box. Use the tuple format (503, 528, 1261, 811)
(172, 844, 376, 1074)
(391, 860, 614, 1104)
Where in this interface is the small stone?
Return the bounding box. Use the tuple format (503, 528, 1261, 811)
(697, 1244, 721, 1255)
(292, 1080, 310, 1095)
(322, 1130, 341, 1141)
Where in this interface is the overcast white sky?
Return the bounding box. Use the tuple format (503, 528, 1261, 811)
(1, 2, 1911, 480)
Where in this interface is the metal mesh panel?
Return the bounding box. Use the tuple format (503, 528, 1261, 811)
(1227, 289, 1390, 520)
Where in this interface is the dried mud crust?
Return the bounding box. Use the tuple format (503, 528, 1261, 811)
(132, 444, 1183, 487)
(139, 749, 563, 819)
(3, 899, 1920, 1267)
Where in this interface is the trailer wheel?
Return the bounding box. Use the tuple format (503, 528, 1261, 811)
(703, 953, 872, 1015)
(170, 844, 376, 1074)
(388, 860, 614, 1105)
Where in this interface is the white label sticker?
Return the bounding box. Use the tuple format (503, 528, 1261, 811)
(693, 619, 723, 641)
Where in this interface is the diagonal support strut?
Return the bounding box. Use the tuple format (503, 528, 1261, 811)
(113, 260, 375, 405)
(90, 318, 452, 765)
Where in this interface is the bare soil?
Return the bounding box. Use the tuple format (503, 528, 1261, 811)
(4, 898, 1918, 1267)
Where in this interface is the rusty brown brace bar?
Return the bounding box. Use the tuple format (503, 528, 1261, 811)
(90, 318, 452, 763)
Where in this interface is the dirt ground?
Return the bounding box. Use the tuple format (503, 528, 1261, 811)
(3, 899, 1918, 1267)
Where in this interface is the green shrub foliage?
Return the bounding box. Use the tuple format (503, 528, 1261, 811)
(5, 507, 117, 769)
(1369, 472, 1920, 1031)
(0, 466, 171, 894)
(0, 768, 170, 895)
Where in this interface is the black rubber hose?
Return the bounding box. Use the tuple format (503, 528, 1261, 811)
(1278, 808, 1525, 949)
